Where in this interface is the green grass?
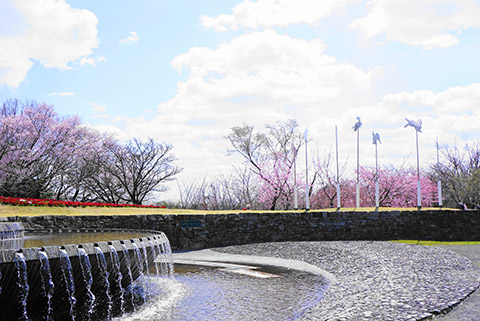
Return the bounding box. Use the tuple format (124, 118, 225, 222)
(391, 240, 480, 246)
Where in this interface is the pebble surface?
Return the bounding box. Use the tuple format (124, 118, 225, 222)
(215, 241, 480, 321)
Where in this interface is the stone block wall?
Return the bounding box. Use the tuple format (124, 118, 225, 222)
(6, 209, 480, 251)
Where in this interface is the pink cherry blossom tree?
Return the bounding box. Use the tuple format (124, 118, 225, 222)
(226, 120, 303, 210)
(358, 165, 437, 207)
(0, 101, 83, 198)
(0, 99, 181, 204)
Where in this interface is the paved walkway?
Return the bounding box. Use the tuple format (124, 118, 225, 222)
(432, 244, 480, 321)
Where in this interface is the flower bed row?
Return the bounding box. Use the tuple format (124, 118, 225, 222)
(0, 196, 167, 208)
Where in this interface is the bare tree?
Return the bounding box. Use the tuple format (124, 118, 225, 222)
(431, 141, 480, 208)
(177, 167, 259, 210)
(98, 138, 182, 205)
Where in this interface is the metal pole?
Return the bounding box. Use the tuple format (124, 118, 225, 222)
(404, 118, 422, 209)
(436, 137, 443, 207)
(305, 129, 309, 211)
(375, 141, 379, 208)
(293, 145, 298, 210)
(356, 127, 360, 208)
(416, 130, 421, 208)
(335, 126, 341, 208)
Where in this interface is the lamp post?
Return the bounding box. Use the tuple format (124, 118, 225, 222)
(304, 128, 309, 211)
(404, 118, 422, 209)
(335, 125, 341, 209)
(353, 117, 362, 208)
(372, 131, 381, 208)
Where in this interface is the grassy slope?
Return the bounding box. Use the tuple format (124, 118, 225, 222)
(0, 205, 457, 217)
(392, 240, 480, 246)
(0, 204, 211, 217)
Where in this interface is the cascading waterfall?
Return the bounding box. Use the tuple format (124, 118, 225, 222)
(0, 226, 173, 321)
(1, 222, 24, 240)
(14, 251, 29, 321)
(38, 250, 54, 321)
(141, 242, 150, 275)
(131, 242, 147, 304)
(109, 244, 125, 315)
(59, 248, 77, 320)
(78, 246, 96, 320)
(160, 234, 174, 276)
(95, 245, 113, 320)
(131, 243, 145, 274)
(120, 242, 136, 311)
(149, 240, 160, 275)
(153, 241, 164, 275)
(155, 237, 171, 277)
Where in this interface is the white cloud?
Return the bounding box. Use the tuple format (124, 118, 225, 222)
(200, 0, 354, 31)
(48, 91, 74, 96)
(120, 31, 139, 45)
(378, 83, 480, 133)
(90, 102, 106, 112)
(80, 56, 106, 66)
(0, 0, 98, 88)
(95, 29, 382, 199)
(169, 29, 379, 122)
(351, 0, 480, 49)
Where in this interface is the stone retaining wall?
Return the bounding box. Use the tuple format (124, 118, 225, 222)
(4, 209, 480, 250)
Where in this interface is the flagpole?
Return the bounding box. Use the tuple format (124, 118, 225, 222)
(375, 136, 379, 208)
(416, 129, 421, 208)
(356, 126, 360, 208)
(304, 128, 309, 211)
(293, 144, 298, 210)
(335, 126, 341, 209)
(353, 117, 362, 208)
(405, 118, 422, 210)
(436, 137, 442, 207)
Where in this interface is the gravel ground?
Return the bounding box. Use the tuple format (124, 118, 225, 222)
(430, 244, 480, 321)
(214, 241, 480, 321)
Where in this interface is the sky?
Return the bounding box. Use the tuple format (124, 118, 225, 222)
(1, 0, 480, 202)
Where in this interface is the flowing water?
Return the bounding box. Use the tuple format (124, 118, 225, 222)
(0, 229, 174, 321)
(14, 252, 29, 321)
(2, 228, 327, 320)
(38, 250, 54, 320)
(78, 247, 95, 320)
(118, 263, 327, 321)
(59, 248, 77, 320)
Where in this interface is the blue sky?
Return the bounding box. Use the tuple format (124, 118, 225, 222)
(1, 0, 480, 201)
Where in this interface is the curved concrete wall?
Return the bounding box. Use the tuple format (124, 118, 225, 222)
(5, 209, 480, 251)
(0, 231, 167, 320)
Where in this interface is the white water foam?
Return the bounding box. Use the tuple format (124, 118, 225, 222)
(116, 277, 188, 321)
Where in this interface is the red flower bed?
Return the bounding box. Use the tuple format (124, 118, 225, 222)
(0, 196, 167, 209)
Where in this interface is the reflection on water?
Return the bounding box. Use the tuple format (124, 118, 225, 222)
(120, 264, 327, 321)
(0, 238, 24, 249)
(17, 232, 150, 249)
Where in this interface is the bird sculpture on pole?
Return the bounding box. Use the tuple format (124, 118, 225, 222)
(372, 131, 381, 145)
(372, 131, 381, 208)
(404, 117, 422, 209)
(353, 116, 362, 131)
(353, 116, 362, 208)
(404, 118, 422, 132)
